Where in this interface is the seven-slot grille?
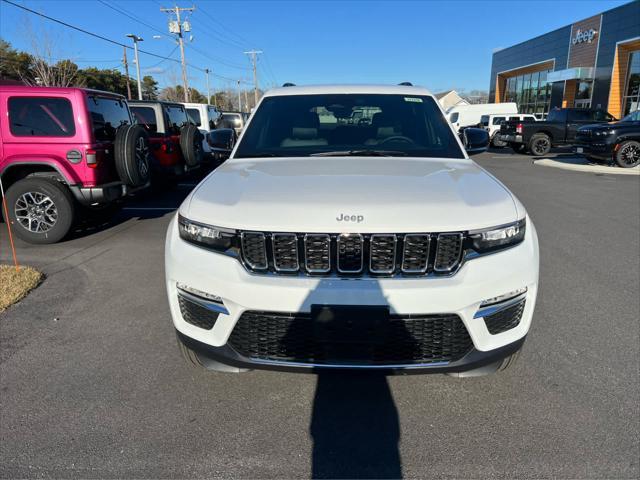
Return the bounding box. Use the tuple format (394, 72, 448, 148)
(240, 231, 465, 276)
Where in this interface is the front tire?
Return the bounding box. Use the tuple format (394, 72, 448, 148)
(176, 333, 206, 369)
(615, 140, 640, 168)
(529, 133, 552, 156)
(497, 348, 521, 372)
(3, 177, 75, 244)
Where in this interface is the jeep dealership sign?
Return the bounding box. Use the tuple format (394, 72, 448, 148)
(572, 28, 598, 44)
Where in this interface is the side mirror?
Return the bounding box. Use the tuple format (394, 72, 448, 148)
(207, 128, 236, 160)
(462, 127, 489, 155)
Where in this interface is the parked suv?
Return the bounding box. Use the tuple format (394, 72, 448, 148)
(129, 100, 203, 179)
(498, 107, 616, 155)
(183, 102, 222, 158)
(165, 84, 539, 376)
(0, 86, 150, 244)
(480, 114, 537, 148)
(574, 110, 640, 168)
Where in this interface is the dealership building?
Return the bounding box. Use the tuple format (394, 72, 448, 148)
(489, 1, 640, 119)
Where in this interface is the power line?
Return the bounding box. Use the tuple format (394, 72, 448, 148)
(195, 2, 254, 49)
(97, 0, 166, 37)
(0, 0, 205, 72)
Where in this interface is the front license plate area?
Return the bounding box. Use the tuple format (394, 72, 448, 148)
(311, 305, 390, 345)
(576, 147, 583, 153)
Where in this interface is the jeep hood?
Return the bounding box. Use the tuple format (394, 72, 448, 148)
(185, 157, 519, 233)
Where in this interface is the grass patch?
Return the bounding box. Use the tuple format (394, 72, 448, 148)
(0, 265, 43, 313)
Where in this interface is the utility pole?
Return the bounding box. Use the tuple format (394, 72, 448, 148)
(243, 50, 262, 106)
(205, 68, 211, 105)
(126, 34, 144, 100)
(122, 46, 132, 100)
(161, 4, 195, 102)
(237, 79, 241, 112)
(243, 89, 248, 112)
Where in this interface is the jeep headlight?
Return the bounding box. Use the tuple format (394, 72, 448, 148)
(178, 214, 238, 253)
(593, 130, 614, 137)
(469, 218, 526, 253)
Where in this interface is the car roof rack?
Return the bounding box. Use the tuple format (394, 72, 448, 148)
(282, 82, 296, 87)
(398, 82, 413, 86)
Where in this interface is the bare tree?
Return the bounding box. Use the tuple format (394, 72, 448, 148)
(19, 19, 82, 87)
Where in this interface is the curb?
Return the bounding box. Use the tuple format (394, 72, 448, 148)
(533, 158, 640, 176)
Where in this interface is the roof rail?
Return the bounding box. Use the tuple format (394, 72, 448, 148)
(398, 82, 413, 86)
(282, 82, 296, 87)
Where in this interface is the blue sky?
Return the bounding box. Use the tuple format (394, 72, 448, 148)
(0, 0, 631, 94)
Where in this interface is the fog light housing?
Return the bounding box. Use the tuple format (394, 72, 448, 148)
(480, 287, 527, 307)
(176, 283, 223, 304)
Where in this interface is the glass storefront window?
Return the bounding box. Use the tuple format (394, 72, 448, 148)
(622, 51, 640, 116)
(503, 69, 552, 117)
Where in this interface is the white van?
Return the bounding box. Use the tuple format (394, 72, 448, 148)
(480, 113, 537, 147)
(182, 103, 222, 155)
(447, 103, 518, 131)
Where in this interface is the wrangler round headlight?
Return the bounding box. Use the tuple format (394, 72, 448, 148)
(469, 218, 526, 253)
(178, 214, 239, 253)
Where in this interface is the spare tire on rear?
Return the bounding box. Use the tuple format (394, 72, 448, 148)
(114, 124, 151, 187)
(180, 124, 203, 167)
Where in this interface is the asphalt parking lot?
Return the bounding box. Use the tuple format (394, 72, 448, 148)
(1, 150, 639, 479)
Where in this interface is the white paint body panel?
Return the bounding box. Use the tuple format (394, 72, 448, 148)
(165, 84, 540, 369)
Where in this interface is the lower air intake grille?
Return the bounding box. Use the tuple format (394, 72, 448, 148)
(228, 311, 473, 365)
(484, 299, 526, 334)
(178, 293, 219, 330)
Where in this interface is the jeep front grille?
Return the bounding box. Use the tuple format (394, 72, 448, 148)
(228, 310, 473, 365)
(240, 231, 465, 277)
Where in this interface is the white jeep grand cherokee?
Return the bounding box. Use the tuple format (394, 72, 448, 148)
(165, 84, 539, 376)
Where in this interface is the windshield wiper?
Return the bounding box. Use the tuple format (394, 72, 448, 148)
(309, 149, 408, 157)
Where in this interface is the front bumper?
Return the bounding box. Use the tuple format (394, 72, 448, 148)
(165, 215, 539, 373)
(573, 141, 615, 161)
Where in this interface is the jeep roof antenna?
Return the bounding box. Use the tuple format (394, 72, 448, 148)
(282, 83, 296, 87)
(398, 82, 413, 86)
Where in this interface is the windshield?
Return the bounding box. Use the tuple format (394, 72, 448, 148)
(621, 110, 640, 122)
(234, 94, 464, 159)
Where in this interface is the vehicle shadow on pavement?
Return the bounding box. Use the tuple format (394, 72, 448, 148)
(281, 279, 409, 478)
(310, 372, 402, 479)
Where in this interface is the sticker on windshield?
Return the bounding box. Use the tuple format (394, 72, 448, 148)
(404, 97, 423, 103)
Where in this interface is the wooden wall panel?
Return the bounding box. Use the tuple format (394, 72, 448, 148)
(563, 80, 577, 107)
(607, 39, 640, 118)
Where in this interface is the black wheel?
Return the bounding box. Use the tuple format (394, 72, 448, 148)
(180, 124, 204, 167)
(176, 333, 205, 369)
(615, 140, 640, 168)
(114, 124, 151, 187)
(3, 177, 75, 244)
(529, 133, 552, 156)
(509, 142, 527, 153)
(491, 134, 507, 148)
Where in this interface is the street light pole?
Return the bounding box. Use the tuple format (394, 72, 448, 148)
(205, 68, 211, 105)
(126, 34, 144, 100)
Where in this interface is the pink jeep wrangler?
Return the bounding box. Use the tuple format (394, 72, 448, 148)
(0, 85, 150, 244)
